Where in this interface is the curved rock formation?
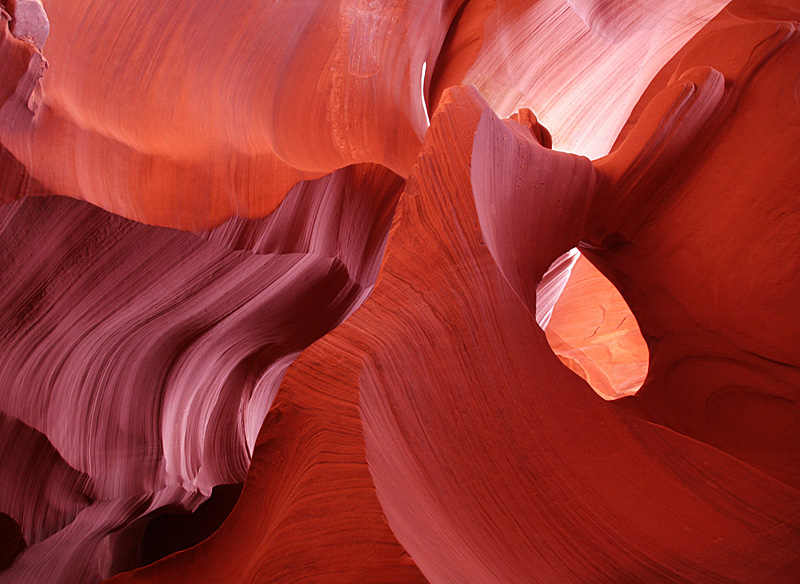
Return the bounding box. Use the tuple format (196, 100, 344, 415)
(431, 0, 729, 157)
(0, 165, 403, 583)
(0, 0, 453, 229)
(364, 84, 798, 583)
(1, 0, 798, 582)
(586, 1, 800, 491)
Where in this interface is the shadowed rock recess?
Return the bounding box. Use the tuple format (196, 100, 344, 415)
(0, 0, 798, 583)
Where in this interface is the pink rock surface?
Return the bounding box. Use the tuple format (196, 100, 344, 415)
(6, 0, 48, 50)
(432, 0, 729, 157)
(0, 0, 453, 229)
(0, 0, 798, 582)
(0, 165, 403, 582)
(315, 86, 798, 583)
(585, 1, 800, 490)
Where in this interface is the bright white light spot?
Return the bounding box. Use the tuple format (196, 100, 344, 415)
(421, 61, 430, 127)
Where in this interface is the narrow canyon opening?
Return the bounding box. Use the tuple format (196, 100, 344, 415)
(539, 249, 649, 400)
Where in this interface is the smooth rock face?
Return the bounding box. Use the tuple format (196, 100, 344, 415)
(1, 0, 799, 583)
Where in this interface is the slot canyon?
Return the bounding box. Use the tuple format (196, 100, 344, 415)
(0, 0, 798, 582)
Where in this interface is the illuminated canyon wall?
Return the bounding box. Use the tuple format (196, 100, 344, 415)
(0, 0, 798, 582)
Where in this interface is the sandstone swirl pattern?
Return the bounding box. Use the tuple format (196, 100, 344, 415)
(0, 0, 798, 583)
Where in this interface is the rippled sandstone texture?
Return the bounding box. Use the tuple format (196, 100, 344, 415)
(1, 0, 799, 583)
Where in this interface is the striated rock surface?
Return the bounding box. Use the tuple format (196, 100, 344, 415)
(118, 80, 799, 582)
(0, 165, 404, 583)
(585, 0, 800, 491)
(105, 337, 428, 584)
(431, 0, 730, 157)
(365, 84, 798, 583)
(0, 0, 454, 229)
(0, 0, 798, 582)
(0, 0, 730, 228)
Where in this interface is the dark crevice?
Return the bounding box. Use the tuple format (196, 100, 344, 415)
(137, 483, 243, 567)
(0, 512, 26, 570)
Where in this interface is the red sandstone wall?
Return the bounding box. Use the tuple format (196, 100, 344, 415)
(0, 0, 798, 582)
